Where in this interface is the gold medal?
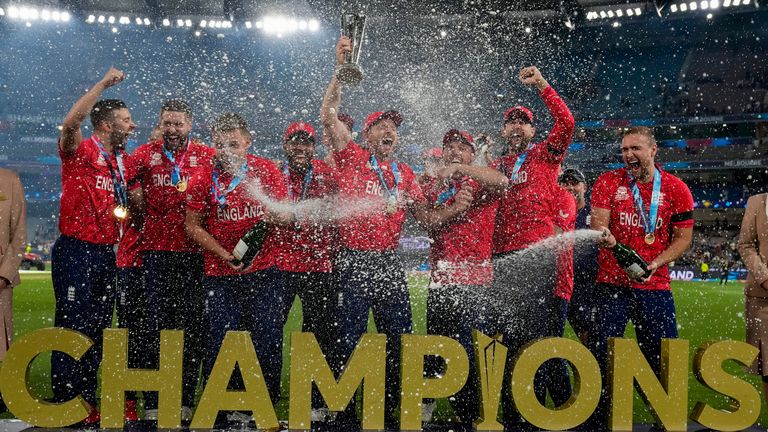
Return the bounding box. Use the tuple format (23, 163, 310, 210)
(645, 233, 655, 245)
(175, 180, 187, 192)
(113, 205, 128, 220)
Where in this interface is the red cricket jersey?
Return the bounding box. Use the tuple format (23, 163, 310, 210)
(591, 167, 694, 290)
(116, 222, 143, 268)
(333, 141, 426, 251)
(124, 140, 215, 252)
(58, 136, 126, 245)
(552, 186, 576, 301)
(491, 86, 575, 255)
(185, 155, 287, 277)
(421, 177, 499, 286)
(274, 160, 339, 273)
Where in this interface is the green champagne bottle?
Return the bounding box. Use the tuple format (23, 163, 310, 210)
(612, 242, 652, 280)
(231, 220, 269, 268)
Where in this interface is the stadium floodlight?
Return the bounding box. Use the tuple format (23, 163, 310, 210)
(200, 19, 207, 27)
(97, 15, 105, 23)
(7, 6, 18, 18)
(607, 9, 615, 16)
(86, 14, 95, 22)
(194, 30, 201, 36)
(176, 19, 183, 26)
(723, 0, 731, 5)
(701, 0, 709, 8)
(112, 27, 117, 33)
(599, 10, 607, 17)
(162, 18, 170, 26)
(223, 20, 232, 28)
(298, 19, 307, 29)
(185, 19, 192, 27)
(635, 7, 642, 13)
(308, 19, 319, 31)
(710, 0, 720, 8)
(119, 16, 129, 24)
(733, 0, 742, 5)
(255, 20, 263, 28)
(143, 18, 150, 25)
(612, 21, 621, 27)
(627, 8, 635, 15)
(742, 0, 750, 4)
(245, 21, 252, 28)
(689, 1, 697, 9)
(616, 9, 624, 16)
(41, 10, 50, 20)
(707, 12, 714, 17)
(680, 2, 688, 10)
(671, 4, 679, 11)
(108, 15, 115, 23)
(0, 8, 4, 16)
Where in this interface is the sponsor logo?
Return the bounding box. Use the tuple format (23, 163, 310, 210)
(216, 205, 263, 222)
(559, 210, 570, 219)
(586, 215, 591, 226)
(615, 186, 629, 200)
(150, 153, 162, 167)
(96, 154, 107, 166)
(670, 270, 694, 281)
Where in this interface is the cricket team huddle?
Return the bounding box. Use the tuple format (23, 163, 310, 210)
(49, 36, 698, 430)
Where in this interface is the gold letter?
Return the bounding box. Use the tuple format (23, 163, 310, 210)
(101, 329, 184, 429)
(190, 331, 278, 430)
(609, 338, 688, 432)
(510, 337, 601, 431)
(691, 340, 760, 431)
(474, 331, 506, 431)
(399, 334, 469, 430)
(0, 328, 92, 427)
(288, 332, 385, 431)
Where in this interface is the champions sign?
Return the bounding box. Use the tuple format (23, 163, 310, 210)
(0, 328, 761, 431)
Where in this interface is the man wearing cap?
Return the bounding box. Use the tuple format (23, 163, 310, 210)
(274, 122, 340, 394)
(419, 129, 506, 426)
(558, 167, 599, 343)
(489, 65, 575, 427)
(319, 36, 433, 428)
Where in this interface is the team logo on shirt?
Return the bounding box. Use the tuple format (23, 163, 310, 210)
(559, 210, 570, 219)
(658, 192, 665, 206)
(151, 153, 163, 167)
(615, 186, 629, 201)
(190, 156, 198, 167)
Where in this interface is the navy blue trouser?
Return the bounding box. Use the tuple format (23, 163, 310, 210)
(568, 277, 597, 340)
(491, 249, 558, 429)
(426, 283, 494, 424)
(51, 235, 117, 407)
(203, 268, 286, 405)
(142, 251, 206, 410)
(585, 283, 679, 429)
(533, 295, 572, 408)
(334, 249, 413, 427)
(116, 266, 149, 401)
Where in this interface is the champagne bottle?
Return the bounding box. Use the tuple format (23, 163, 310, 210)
(611, 242, 652, 280)
(231, 220, 268, 268)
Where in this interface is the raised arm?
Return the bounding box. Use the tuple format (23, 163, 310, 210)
(60, 67, 126, 154)
(320, 37, 354, 153)
(519, 66, 575, 157)
(437, 164, 509, 194)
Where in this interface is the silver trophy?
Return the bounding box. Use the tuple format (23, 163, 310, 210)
(336, 13, 366, 87)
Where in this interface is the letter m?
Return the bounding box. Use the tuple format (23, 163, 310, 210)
(288, 332, 385, 430)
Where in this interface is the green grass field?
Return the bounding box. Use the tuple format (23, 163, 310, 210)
(3, 272, 765, 427)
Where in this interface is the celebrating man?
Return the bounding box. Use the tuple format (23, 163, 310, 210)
(125, 99, 215, 421)
(590, 126, 694, 427)
(489, 65, 575, 427)
(53, 67, 135, 424)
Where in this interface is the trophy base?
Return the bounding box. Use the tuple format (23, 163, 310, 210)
(336, 64, 364, 87)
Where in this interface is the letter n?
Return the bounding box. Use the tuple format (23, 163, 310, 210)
(609, 338, 688, 432)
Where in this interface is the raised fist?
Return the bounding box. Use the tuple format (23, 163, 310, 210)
(100, 66, 126, 88)
(519, 66, 548, 90)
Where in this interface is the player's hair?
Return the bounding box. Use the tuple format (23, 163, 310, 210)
(161, 99, 193, 119)
(90, 99, 128, 130)
(211, 112, 251, 137)
(621, 126, 656, 147)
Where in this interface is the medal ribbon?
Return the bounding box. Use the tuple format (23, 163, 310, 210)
(434, 181, 458, 206)
(507, 142, 535, 182)
(282, 162, 314, 202)
(92, 135, 127, 208)
(628, 167, 662, 238)
(370, 154, 399, 200)
(211, 161, 248, 208)
(163, 137, 190, 186)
